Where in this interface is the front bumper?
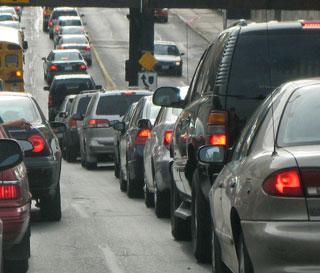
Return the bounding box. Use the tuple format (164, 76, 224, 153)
(154, 62, 181, 74)
(242, 220, 320, 273)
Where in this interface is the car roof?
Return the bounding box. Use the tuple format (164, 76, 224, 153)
(53, 74, 93, 80)
(58, 16, 81, 21)
(154, 40, 177, 46)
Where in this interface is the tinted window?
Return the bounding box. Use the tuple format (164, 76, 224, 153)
(61, 20, 81, 26)
(154, 44, 180, 56)
(0, 97, 42, 123)
(54, 51, 81, 61)
(96, 94, 148, 116)
(278, 86, 320, 147)
(0, 14, 13, 21)
(76, 96, 91, 116)
(52, 10, 77, 19)
(61, 36, 87, 44)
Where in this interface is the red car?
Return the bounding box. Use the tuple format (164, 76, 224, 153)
(0, 126, 31, 273)
(154, 8, 168, 23)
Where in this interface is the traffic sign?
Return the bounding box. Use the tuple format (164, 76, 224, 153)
(138, 72, 157, 91)
(0, 0, 29, 3)
(138, 51, 157, 71)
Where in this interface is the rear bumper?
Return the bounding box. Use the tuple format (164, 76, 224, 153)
(242, 220, 320, 273)
(24, 156, 61, 198)
(47, 70, 87, 82)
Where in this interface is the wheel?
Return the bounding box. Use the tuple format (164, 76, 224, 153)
(119, 168, 127, 192)
(144, 184, 154, 208)
(154, 186, 170, 218)
(170, 181, 190, 241)
(4, 226, 30, 273)
(87, 59, 92, 66)
(40, 184, 62, 221)
(191, 170, 212, 263)
(84, 144, 97, 170)
(114, 160, 120, 178)
(65, 145, 77, 162)
(212, 230, 228, 273)
(126, 168, 136, 198)
(238, 232, 253, 273)
(176, 66, 182, 77)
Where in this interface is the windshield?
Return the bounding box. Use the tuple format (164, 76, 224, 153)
(0, 97, 42, 124)
(61, 36, 87, 44)
(278, 86, 320, 147)
(96, 94, 147, 116)
(154, 44, 180, 56)
(54, 51, 82, 61)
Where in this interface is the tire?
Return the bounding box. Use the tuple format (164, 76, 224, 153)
(191, 170, 212, 263)
(87, 59, 92, 66)
(85, 161, 97, 170)
(212, 230, 228, 273)
(65, 145, 77, 162)
(119, 168, 127, 192)
(170, 181, 190, 241)
(238, 233, 253, 273)
(126, 170, 136, 198)
(144, 184, 154, 208)
(40, 184, 62, 221)
(49, 32, 53, 39)
(114, 160, 120, 178)
(154, 186, 170, 218)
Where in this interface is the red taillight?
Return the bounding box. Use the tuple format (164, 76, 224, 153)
(263, 169, 303, 197)
(301, 21, 320, 29)
(79, 64, 87, 70)
(55, 26, 60, 33)
(87, 119, 109, 128)
(83, 45, 90, 51)
(122, 91, 134, 96)
(163, 130, 173, 149)
(209, 134, 226, 146)
(50, 65, 57, 71)
(58, 45, 64, 49)
(135, 129, 151, 145)
(69, 118, 77, 129)
(48, 20, 53, 27)
(48, 94, 53, 107)
(15, 6, 21, 11)
(28, 134, 46, 153)
(0, 184, 19, 200)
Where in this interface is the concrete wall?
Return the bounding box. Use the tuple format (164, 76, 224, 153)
(251, 10, 320, 21)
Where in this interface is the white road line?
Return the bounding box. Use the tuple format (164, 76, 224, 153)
(99, 245, 124, 273)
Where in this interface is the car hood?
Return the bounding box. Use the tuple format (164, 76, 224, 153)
(283, 145, 320, 167)
(154, 55, 181, 62)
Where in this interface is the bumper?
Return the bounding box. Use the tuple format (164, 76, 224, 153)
(154, 63, 181, 74)
(87, 137, 115, 155)
(242, 220, 320, 273)
(0, 203, 30, 246)
(24, 156, 61, 197)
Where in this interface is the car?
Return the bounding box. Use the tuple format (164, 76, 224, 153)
(0, 92, 65, 222)
(152, 20, 320, 263)
(54, 26, 88, 47)
(0, 13, 17, 22)
(53, 16, 84, 43)
(56, 34, 92, 65)
(14, 6, 22, 19)
(0, 6, 19, 21)
(48, 7, 80, 39)
(42, 6, 53, 32)
(42, 49, 87, 84)
(154, 8, 168, 23)
(80, 90, 151, 169)
(54, 94, 76, 123)
(0, 20, 25, 41)
(153, 41, 183, 76)
(144, 86, 188, 218)
(113, 95, 160, 197)
(0, 131, 31, 273)
(206, 78, 320, 273)
(63, 91, 95, 162)
(44, 74, 102, 121)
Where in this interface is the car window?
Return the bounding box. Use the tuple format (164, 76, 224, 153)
(60, 20, 81, 26)
(142, 101, 161, 125)
(278, 86, 320, 147)
(52, 10, 78, 19)
(75, 96, 91, 116)
(61, 36, 87, 44)
(0, 97, 42, 124)
(65, 98, 74, 113)
(154, 44, 180, 56)
(54, 51, 81, 61)
(129, 99, 143, 127)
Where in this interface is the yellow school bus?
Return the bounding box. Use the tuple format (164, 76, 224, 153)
(0, 26, 27, 92)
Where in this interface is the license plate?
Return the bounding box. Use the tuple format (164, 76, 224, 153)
(65, 65, 72, 71)
(162, 65, 169, 70)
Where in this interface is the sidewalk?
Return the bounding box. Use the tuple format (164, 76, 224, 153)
(171, 9, 223, 42)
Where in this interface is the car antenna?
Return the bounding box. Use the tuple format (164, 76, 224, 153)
(265, 6, 277, 156)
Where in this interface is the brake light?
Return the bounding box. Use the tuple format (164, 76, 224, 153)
(55, 26, 60, 33)
(48, 94, 53, 107)
(163, 130, 173, 149)
(263, 169, 303, 197)
(15, 6, 21, 11)
(0, 184, 19, 200)
(301, 21, 320, 29)
(28, 134, 46, 153)
(87, 119, 109, 128)
(209, 134, 226, 146)
(79, 64, 87, 70)
(122, 91, 135, 96)
(84, 45, 90, 51)
(50, 65, 57, 71)
(135, 129, 151, 145)
(48, 20, 53, 27)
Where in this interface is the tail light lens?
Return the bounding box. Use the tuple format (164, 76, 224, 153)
(55, 26, 60, 33)
(79, 64, 87, 70)
(135, 129, 151, 145)
(58, 45, 64, 49)
(163, 130, 173, 149)
(209, 134, 226, 146)
(83, 45, 90, 51)
(48, 20, 53, 27)
(0, 184, 19, 200)
(69, 118, 77, 129)
(263, 169, 303, 197)
(28, 134, 46, 153)
(50, 65, 57, 71)
(87, 119, 110, 128)
(48, 94, 53, 107)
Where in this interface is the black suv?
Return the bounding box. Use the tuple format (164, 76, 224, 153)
(153, 20, 320, 263)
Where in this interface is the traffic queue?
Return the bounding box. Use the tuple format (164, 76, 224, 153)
(0, 4, 320, 273)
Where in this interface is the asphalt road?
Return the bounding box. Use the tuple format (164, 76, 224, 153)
(21, 7, 211, 273)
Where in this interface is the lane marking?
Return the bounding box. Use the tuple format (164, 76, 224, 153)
(99, 245, 124, 273)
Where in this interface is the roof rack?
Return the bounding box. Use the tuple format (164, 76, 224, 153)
(79, 89, 102, 94)
(229, 19, 248, 28)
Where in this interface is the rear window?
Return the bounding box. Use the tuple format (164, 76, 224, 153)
(154, 44, 180, 56)
(96, 94, 148, 116)
(53, 10, 77, 19)
(54, 51, 81, 61)
(61, 36, 87, 44)
(61, 20, 81, 26)
(75, 96, 91, 116)
(278, 86, 320, 147)
(228, 33, 320, 99)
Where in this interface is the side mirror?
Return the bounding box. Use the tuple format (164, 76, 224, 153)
(16, 140, 33, 153)
(113, 121, 125, 132)
(153, 86, 184, 108)
(50, 121, 66, 137)
(0, 139, 23, 171)
(180, 52, 185, 56)
(43, 86, 50, 91)
(95, 85, 102, 90)
(23, 41, 28, 50)
(42, 57, 46, 61)
(138, 119, 152, 129)
(198, 145, 225, 164)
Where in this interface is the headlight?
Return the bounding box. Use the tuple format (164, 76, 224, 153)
(175, 61, 181, 66)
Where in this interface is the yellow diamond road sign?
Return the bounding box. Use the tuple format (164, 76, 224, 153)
(0, 0, 29, 3)
(139, 51, 157, 71)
